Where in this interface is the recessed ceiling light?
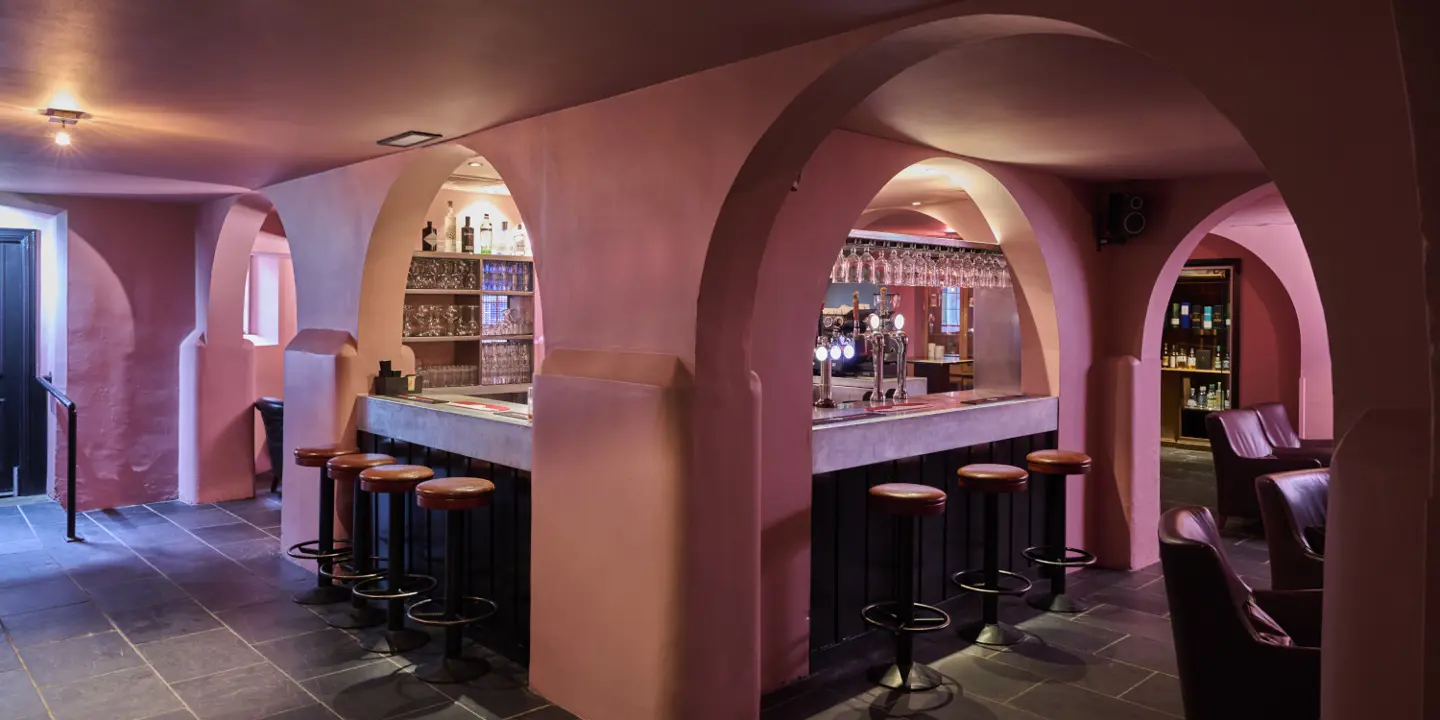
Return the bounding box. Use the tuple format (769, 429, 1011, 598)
(911, 201, 922, 206)
(469, 161, 483, 167)
(376, 130, 442, 148)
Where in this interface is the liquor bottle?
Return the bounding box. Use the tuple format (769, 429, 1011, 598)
(1203, 306, 1213, 330)
(478, 214, 494, 254)
(1180, 302, 1191, 329)
(1162, 344, 1170, 368)
(461, 217, 475, 253)
(1222, 348, 1230, 371)
(1213, 345, 1222, 371)
(1188, 347, 1196, 369)
(1225, 388, 1232, 409)
(1199, 385, 1208, 409)
(1188, 388, 1197, 408)
(498, 221, 511, 255)
(444, 201, 457, 252)
(513, 223, 529, 256)
(421, 221, 438, 252)
(1171, 303, 1181, 328)
(1192, 307, 1201, 329)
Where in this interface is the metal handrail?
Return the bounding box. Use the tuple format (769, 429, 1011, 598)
(35, 374, 80, 542)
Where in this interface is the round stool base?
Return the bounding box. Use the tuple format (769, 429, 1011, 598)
(958, 620, 1025, 647)
(322, 604, 387, 629)
(414, 655, 491, 685)
(361, 628, 431, 655)
(292, 585, 352, 606)
(871, 661, 944, 692)
(1026, 591, 1088, 615)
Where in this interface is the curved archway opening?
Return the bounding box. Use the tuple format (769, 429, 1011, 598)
(1145, 188, 1332, 529)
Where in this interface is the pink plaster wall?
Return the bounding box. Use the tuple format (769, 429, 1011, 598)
(251, 246, 297, 473)
(29, 195, 197, 510)
(1188, 234, 1301, 419)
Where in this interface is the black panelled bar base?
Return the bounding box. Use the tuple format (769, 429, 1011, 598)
(809, 431, 1057, 671)
(358, 431, 533, 665)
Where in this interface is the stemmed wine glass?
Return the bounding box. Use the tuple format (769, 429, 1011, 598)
(859, 243, 876, 285)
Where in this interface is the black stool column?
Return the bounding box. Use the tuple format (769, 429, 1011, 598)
(354, 465, 437, 654)
(409, 478, 499, 684)
(289, 446, 358, 605)
(322, 453, 395, 629)
(952, 464, 1032, 647)
(1023, 450, 1097, 614)
(862, 483, 951, 692)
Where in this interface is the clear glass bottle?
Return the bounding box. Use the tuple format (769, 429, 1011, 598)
(512, 223, 529, 256)
(444, 201, 457, 252)
(478, 214, 494, 254)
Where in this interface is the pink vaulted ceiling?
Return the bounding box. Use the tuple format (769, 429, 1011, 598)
(0, 0, 946, 194)
(843, 35, 1263, 180)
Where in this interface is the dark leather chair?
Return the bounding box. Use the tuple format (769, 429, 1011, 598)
(1205, 409, 1323, 526)
(1253, 402, 1334, 465)
(1255, 469, 1328, 590)
(1160, 506, 1322, 720)
(254, 397, 284, 493)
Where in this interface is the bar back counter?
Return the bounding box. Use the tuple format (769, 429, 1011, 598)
(356, 389, 1059, 673)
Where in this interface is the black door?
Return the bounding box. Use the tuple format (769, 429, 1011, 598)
(0, 229, 45, 497)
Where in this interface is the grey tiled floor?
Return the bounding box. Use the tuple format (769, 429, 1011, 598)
(0, 483, 571, 720)
(762, 447, 1271, 720)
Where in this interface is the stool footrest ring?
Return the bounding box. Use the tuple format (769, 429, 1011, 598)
(406, 597, 499, 627)
(287, 539, 352, 562)
(860, 601, 951, 634)
(951, 569, 1033, 597)
(317, 556, 386, 584)
(352, 574, 437, 600)
(1022, 545, 1098, 569)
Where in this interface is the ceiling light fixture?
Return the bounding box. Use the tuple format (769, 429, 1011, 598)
(468, 161, 483, 167)
(911, 201, 922, 206)
(40, 108, 89, 147)
(376, 130, 442, 148)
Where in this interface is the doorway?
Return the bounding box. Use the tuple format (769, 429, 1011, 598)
(0, 229, 46, 497)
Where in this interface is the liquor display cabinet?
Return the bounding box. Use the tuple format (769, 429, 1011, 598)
(1160, 260, 1239, 447)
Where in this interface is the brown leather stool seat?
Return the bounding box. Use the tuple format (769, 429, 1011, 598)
(953, 463, 1031, 647)
(359, 464, 434, 494)
(1026, 449, 1093, 477)
(296, 445, 359, 468)
(862, 482, 950, 691)
(319, 453, 397, 629)
(1021, 449, 1098, 614)
(956, 463, 1029, 494)
(869, 483, 946, 517)
(408, 477, 500, 684)
(352, 463, 437, 655)
(417, 477, 496, 511)
(287, 445, 361, 605)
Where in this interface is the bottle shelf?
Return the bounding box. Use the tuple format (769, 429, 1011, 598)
(1162, 367, 1230, 375)
(413, 251, 534, 263)
(404, 289, 534, 296)
(425, 383, 532, 395)
(403, 335, 534, 343)
(1181, 406, 1229, 412)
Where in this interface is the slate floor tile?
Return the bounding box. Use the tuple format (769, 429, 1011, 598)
(1094, 635, 1178, 676)
(217, 598, 330, 644)
(301, 660, 449, 720)
(139, 627, 264, 683)
(255, 628, 383, 681)
(1120, 672, 1183, 717)
(192, 522, 273, 546)
(1, 600, 112, 647)
(19, 630, 143, 687)
(1010, 680, 1173, 720)
(87, 576, 190, 614)
(109, 597, 224, 645)
(172, 662, 317, 720)
(0, 667, 49, 720)
(0, 576, 88, 615)
(986, 637, 1155, 697)
(39, 665, 184, 720)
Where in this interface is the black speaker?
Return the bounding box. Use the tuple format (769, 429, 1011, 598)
(1097, 192, 1147, 249)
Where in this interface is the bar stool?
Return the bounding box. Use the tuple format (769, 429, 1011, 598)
(353, 464, 438, 654)
(407, 477, 500, 683)
(952, 463, 1031, 647)
(862, 483, 951, 692)
(1022, 450, 1097, 614)
(321, 453, 396, 629)
(289, 445, 359, 605)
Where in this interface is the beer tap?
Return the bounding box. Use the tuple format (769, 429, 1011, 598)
(814, 315, 855, 409)
(865, 287, 908, 406)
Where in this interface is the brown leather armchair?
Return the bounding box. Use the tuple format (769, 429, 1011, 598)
(1160, 506, 1321, 720)
(1255, 469, 1328, 590)
(1205, 409, 1323, 526)
(1253, 402, 1334, 465)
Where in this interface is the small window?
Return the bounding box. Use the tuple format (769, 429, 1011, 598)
(244, 254, 283, 345)
(940, 287, 962, 334)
